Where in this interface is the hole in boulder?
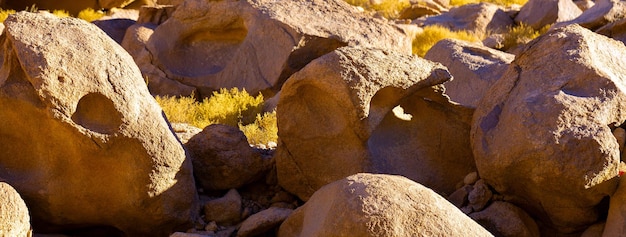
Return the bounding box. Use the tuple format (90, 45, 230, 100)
(71, 93, 123, 134)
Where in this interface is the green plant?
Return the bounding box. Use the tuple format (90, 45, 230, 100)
(412, 25, 481, 57)
(449, 0, 527, 6)
(77, 8, 105, 22)
(344, 0, 410, 19)
(156, 88, 277, 145)
(51, 9, 71, 18)
(502, 23, 550, 51)
(0, 9, 16, 22)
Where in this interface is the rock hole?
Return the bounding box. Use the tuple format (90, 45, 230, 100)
(71, 93, 123, 134)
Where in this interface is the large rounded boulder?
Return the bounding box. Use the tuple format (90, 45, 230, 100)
(0, 12, 197, 236)
(471, 24, 626, 233)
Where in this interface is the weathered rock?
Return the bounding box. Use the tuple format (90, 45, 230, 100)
(603, 179, 626, 236)
(276, 46, 476, 200)
(0, 12, 197, 236)
(559, 0, 626, 30)
(596, 17, 626, 45)
(470, 201, 540, 237)
(0, 182, 31, 237)
(574, 0, 595, 11)
(448, 184, 472, 208)
(187, 124, 270, 190)
(93, 18, 137, 44)
(139, 0, 411, 97)
(468, 179, 493, 212)
(581, 222, 604, 237)
(514, 0, 582, 30)
(137, 5, 176, 25)
(237, 207, 293, 237)
(278, 173, 492, 237)
(464, 171, 479, 185)
(171, 122, 202, 144)
(399, 0, 447, 20)
(471, 24, 626, 233)
(424, 39, 514, 108)
(203, 189, 242, 226)
(414, 3, 514, 35)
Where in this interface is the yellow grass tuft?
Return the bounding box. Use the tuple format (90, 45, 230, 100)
(156, 88, 278, 145)
(51, 10, 71, 18)
(0, 9, 16, 22)
(502, 23, 550, 51)
(344, 0, 410, 19)
(77, 8, 105, 22)
(412, 25, 481, 57)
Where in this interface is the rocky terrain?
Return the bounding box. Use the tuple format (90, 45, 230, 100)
(2, 0, 626, 236)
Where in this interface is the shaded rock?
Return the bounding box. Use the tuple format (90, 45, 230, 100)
(136, 5, 176, 25)
(581, 222, 604, 237)
(448, 184, 472, 208)
(278, 173, 492, 237)
(464, 172, 479, 185)
(187, 124, 270, 190)
(139, 0, 411, 97)
(399, 0, 447, 20)
(276, 46, 476, 200)
(482, 33, 505, 49)
(471, 24, 626, 233)
(414, 3, 514, 35)
(470, 201, 540, 237)
(424, 39, 514, 108)
(574, 0, 595, 11)
(603, 178, 626, 236)
(237, 207, 293, 237)
(170, 233, 210, 237)
(559, 0, 626, 30)
(515, 0, 582, 30)
(203, 189, 242, 226)
(0, 12, 197, 236)
(0, 182, 31, 237)
(596, 17, 626, 45)
(468, 179, 493, 212)
(93, 18, 136, 44)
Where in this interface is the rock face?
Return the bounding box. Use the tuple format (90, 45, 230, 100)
(0, 182, 31, 237)
(424, 39, 514, 108)
(471, 24, 626, 233)
(414, 3, 514, 35)
(186, 124, 270, 190)
(470, 201, 540, 237)
(278, 173, 492, 237)
(276, 46, 476, 200)
(514, 0, 582, 29)
(0, 12, 197, 236)
(133, 0, 411, 97)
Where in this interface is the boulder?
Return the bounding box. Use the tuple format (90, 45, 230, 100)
(93, 18, 137, 44)
(603, 179, 626, 236)
(424, 39, 514, 108)
(186, 124, 271, 190)
(414, 3, 514, 35)
(137, 0, 411, 97)
(170, 122, 202, 144)
(0, 12, 197, 236)
(470, 201, 540, 237)
(278, 173, 492, 237)
(471, 24, 626, 233)
(203, 189, 243, 226)
(0, 182, 31, 237)
(596, 18, 626, 45)
(399, 0, 447, 20)
(559, 0, 626, 30)
(276, 46, 476, 201)
(237, 207, 293, 237)
(514, 0, 582, 30)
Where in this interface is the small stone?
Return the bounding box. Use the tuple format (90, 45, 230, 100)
(464, 172, 479, 185)
(204, 221, 218, 232)
(237, 207, 293, 237)
(448, 185, 472, 208)
(468, 179, 493, 212)
(203, 189, 242, 225)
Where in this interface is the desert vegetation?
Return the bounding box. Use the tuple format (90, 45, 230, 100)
(449, 0, 528, 6)
(344, 0, 410, 18)
(0, 7, 104, 22)
(156, 88, 278, 145)
(412, 25, 481, 56)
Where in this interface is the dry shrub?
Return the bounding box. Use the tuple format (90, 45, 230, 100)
(0, 9, 16, 22)
(51, 10, 71, 18)
(344, 0, 410, 19)
(450, 0, 528, 6)
(502, 23, 550, 51)
(412, 25, 481, 57)
(77, 8, 105, 22)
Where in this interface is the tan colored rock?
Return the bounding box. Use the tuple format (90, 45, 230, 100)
(0, 12, 197, 236)
(186, 124, 270, 190)
(278, 173, 492, 237)
(0, 182, 31, 237)
(468, 179, 493, 212)
(203, 189, 242, 226)
(237, 207, 293, 237)
(276, 46, 476, 200)
(559, 0, 626, 30)
(140, 0, 411, 97)
(414, 3, 514, 35)
(514, 0, 582, 30)
(137, 5, 176, 25)
(470, 201, 540, 237)
(399, 0, 447, 20)
(464, 171, 479, 185)
(596, 18, 626, 45)
(4, 0, 152, 15)
(603, 179, 626, 237)
(471, 24, 626, 233)
(424, 39, 514, 108)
